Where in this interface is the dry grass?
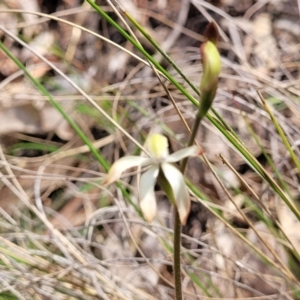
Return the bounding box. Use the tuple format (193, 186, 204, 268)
(0, 0, 300, 299)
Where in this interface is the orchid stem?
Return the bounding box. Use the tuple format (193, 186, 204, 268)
(173, 208, 183, 300)
(181, 114, 203, 170)
(173, 113, 203, 300)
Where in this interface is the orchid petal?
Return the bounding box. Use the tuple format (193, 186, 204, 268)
(139, 166, 159, 222)
(167, 145, 203, 163)
(161, 163, 190, 225)
(147, 133, 169, 159)
(104, 156, 151, 185)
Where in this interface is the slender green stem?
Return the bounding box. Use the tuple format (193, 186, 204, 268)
(173, 113, 203, 300)
(181, 115, 203, 171)
(173, 209, 183, 300)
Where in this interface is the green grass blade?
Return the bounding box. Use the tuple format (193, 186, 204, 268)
(0, 41, 109, 171)
(0, 38, 142, 216)
(259, 91, 300, 175)
(85, 2, 300, 218)
(85, 0, 199, 107)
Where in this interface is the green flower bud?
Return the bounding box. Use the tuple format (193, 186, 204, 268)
(198, 32, 221, 118)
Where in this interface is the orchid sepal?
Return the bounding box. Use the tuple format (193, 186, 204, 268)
(103, 156, 151, 185)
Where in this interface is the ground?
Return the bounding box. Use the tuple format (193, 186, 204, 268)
(0, 0, 300, 299)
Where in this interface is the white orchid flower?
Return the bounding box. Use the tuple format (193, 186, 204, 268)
(104, 134, 203, 225)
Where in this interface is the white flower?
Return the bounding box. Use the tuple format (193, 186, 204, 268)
(104, 134, 203, 225)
